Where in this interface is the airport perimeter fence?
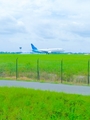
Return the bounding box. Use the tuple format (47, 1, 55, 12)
(0, 58, 90, 85)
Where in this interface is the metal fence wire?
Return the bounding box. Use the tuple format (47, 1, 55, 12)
(0, 58, 90, 85)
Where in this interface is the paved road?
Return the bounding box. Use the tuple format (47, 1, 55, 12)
(0, 80, 90, 95)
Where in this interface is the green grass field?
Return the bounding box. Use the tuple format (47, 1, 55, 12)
(0, 87, 90, 120)
(0, 54, 90, 84)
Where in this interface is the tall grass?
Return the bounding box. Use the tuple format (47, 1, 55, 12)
(0, 87, 90, 119)
(0, 54, 90, 84)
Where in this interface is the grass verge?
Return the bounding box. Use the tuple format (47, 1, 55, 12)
(0, 87, 90, 119)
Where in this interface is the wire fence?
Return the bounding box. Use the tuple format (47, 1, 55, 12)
(0, 58, 90, 85)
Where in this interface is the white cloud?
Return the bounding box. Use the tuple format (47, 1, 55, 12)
(0, 0, 90, 52)
(0, 15, 26, 34)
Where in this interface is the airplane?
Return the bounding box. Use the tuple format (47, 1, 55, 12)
(31, 43, 64, 54)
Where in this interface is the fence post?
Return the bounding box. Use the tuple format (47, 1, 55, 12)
(88, 60, 90, 85)
(16, 58, 18, 80)
(37, 59, 40, 80)
(61, 59, 63, 83)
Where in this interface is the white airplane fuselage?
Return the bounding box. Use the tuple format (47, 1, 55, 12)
(31, 43, 64, 54)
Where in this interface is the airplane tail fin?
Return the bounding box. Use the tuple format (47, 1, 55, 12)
(31, 43, 38, 51)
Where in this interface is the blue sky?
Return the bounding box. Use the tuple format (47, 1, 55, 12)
(0, 0, 90, 52)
